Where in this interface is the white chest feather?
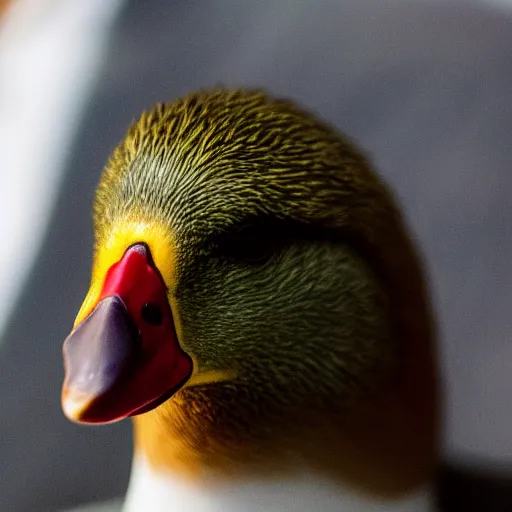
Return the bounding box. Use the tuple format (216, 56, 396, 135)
(123, 457, 434, 512)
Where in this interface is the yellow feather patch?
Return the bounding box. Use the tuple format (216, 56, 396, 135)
(74, 219, 176, 327)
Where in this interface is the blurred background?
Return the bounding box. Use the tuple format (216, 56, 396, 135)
(0, 0, 511, 510)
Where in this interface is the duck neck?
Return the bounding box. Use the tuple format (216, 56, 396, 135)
(131, 381, 438, 499)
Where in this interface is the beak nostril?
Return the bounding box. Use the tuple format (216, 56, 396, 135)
(141, 302, 163, 326)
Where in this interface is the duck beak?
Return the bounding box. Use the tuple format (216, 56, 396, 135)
(61, 243, 192, 424)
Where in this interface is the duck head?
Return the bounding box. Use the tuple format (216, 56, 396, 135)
(61, 89, 439, 495)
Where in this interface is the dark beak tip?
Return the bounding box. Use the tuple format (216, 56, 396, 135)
(61, 295, 139, 421)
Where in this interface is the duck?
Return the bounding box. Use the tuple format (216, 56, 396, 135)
(61, 88, 440, 511)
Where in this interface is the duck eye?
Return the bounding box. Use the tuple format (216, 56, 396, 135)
(141, 302, 163, 326)
(216, 222, 278, 265)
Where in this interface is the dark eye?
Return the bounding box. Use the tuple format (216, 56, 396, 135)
(141, 302, 163, 326)
(212, 221, 280, 265)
